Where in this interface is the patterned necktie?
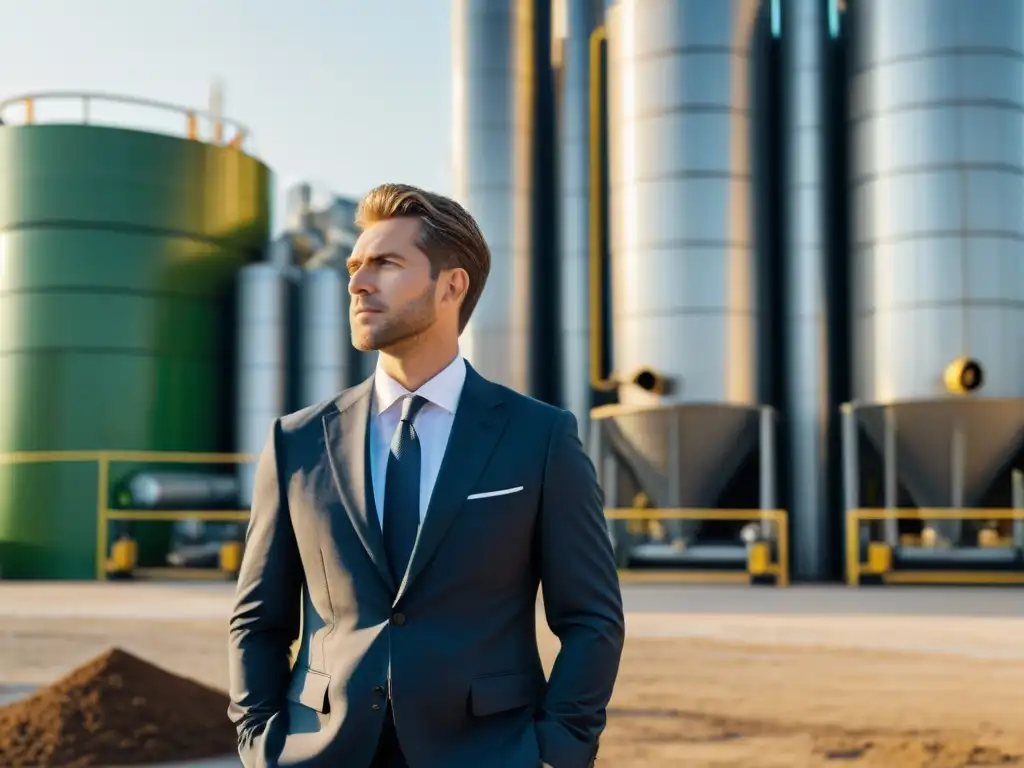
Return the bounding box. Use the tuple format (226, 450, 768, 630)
(382, 394, 428, 585)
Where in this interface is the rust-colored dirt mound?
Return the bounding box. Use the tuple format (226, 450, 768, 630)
(0, 647, 236, 767)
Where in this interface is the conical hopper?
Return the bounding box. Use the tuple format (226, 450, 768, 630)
(857, 399, 1024, 532)
(597, 403, 760, 540)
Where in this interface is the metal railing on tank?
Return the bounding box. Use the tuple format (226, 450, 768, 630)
(842, 401, 1024, 586)
(0, 450, 254, 581)
(846, 508, 1024, 586)
(0, 91, 251, 151)
(605, 505, 790, 586)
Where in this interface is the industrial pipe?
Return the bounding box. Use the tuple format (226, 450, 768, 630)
(588, 25, 616, 393)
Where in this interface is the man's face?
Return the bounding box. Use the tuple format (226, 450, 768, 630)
(347, 217, 440, 352)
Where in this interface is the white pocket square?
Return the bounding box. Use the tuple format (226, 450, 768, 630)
(467, 486, 524, 500)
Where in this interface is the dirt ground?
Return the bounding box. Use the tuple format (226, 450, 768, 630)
(1, 583, 1023, 767)
(596, 636, 1024, 767)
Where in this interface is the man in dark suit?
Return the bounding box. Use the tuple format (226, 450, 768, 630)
(228, 183, 625, 768)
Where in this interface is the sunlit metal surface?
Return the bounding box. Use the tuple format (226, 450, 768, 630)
(235, 264, 291, 506)
(127, 473, 238, 510)
(603, 0, 764, 529)
(299, 266, 349, 407)
(452, 0, 535, 392)
(850, 0, 1024, 511)
(607, 0, 761, 409)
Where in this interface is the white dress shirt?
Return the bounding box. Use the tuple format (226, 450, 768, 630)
(369, 353, 467, 529)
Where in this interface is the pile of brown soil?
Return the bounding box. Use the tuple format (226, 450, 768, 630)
(0, 647, 237, 767)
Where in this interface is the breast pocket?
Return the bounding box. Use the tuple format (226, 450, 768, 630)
(461, 483, 536, 530)
(466, 485, 525, 501)
(447, 483, 539, 581)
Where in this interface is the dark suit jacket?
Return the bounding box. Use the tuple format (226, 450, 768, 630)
(227, 363, 625, 768)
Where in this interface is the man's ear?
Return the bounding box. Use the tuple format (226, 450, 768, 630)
(445, 267, 470, 307)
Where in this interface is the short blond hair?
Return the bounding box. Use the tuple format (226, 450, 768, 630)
(356, 183, 491, 331)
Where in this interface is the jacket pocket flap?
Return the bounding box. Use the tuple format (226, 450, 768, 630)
(470, 671, 540, 717)
(286, 666, 330, 714)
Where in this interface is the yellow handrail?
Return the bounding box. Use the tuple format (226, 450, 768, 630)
(2, 453, 791, 585)
(846, 507, 1024, 585)
(606, 506, 790, 586)
(0, 91, 251, 151)
(0, 450, 254, 580)
(849, 508, 1024, 521)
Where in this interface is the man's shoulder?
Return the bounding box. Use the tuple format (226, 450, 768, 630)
(278, 399, 334, 433)
(481, 378, 574, 430)
(277, 382, 365, 435)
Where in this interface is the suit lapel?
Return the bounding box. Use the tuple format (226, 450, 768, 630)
(322, 376, 396, 593)
(397, 364, 508, 600)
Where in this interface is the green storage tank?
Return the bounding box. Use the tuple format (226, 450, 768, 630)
(0, 112, 271, 579)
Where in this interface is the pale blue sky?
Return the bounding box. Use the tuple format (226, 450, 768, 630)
(1, 0, 453, 232)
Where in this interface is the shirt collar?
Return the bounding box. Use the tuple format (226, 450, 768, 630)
(373, 353, 467, 417)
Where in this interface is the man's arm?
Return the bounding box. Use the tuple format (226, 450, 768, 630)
(227, 418, 303, 767)
(536, 410, 626, 768)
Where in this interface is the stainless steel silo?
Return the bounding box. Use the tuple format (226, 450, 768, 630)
(298, 266, 349, 407)
(556, 0, 605, 429)
(782, 0, 833, 580)
(846, 0, 1024, 552)
(452, 0, 534, 392)
(595, 0, 779, 571)
(236, 263, 292, 506)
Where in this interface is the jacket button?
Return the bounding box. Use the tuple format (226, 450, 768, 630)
(372, 703, 381, 711)
(391, 612, 406, 626)
(373, 685, 385, 696)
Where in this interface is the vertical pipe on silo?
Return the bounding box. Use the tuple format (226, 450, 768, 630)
(557, 0, 604, 428)
(530, 0, 558, 404)
(782, 0, 832, 580)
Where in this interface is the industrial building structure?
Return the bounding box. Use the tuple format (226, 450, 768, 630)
(0, 95, 374, 579)
(0, 94, 271, 579)
(453, 0, 1024, 585)
(1, 0, 1023, 585)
